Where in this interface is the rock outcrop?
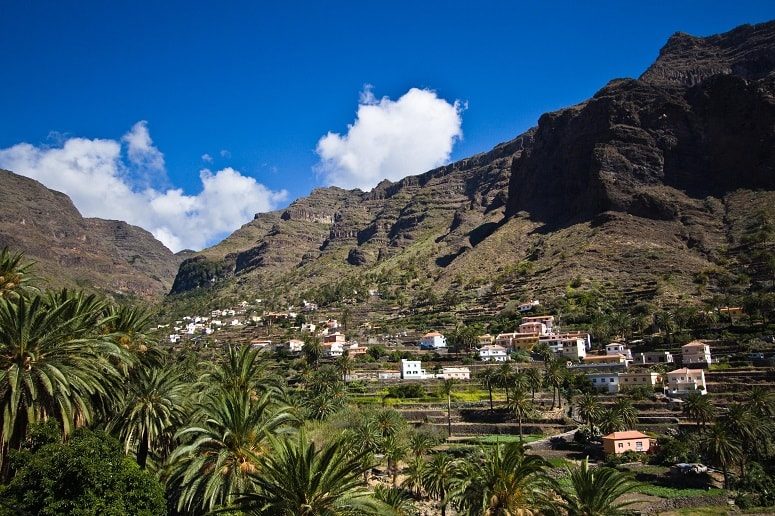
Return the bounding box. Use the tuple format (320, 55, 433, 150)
(0, 170, 181, 297)
(169, 20, 775, 305)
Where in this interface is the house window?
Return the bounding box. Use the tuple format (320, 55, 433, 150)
(610, 378, 614, 383)
(618, 443, 623, 449)
(636, 441, 643, 451)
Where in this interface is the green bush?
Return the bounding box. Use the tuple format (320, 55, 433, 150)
(1, 426, 166, 515)
(388, 383, 425, 399)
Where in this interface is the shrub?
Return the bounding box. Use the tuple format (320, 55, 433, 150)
(1, 426, 166, 515)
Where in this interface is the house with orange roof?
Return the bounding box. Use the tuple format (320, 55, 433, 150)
(420, 331, 447, 350)
(602, 430, 651, 454)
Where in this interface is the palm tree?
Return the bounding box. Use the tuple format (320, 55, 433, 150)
(108, 365, 188, 468)
(408, 431, 439, 457)
(509, 388, 537, 442)
(0, 247, 34, 299)
(167, 389, 295, 512)
(495, 363, 513, 404)
(0, 293, 125, 478)
(720, 403, 774, 478)
(597, 409, 626, 436)
(478, 368, 497, 411)
(683, 392, 715, 429)
(402, 456, 427, 496)
(525, 367, 543, 401)
(373, 485, 416, 515)
(439, 379, 456, 437)
(302, 335, 322, 369)
(611, 398, 638, 429)
(745, 386, 775, 418)
(653, 310, 676, 343)
(422, 453, 461, 516)
(454, 442, 553, 515)
(232, 433, 386, 515)
(577, 392, 600, 431)
(335, 352, 355, 382)
(561, 458, 641, 515)
(545, 360, 566, 410)
(200, 344, 281, 397)
(701, 423, 742, 489)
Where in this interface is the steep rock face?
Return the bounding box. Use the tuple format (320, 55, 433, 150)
(506, 20, 775, 225)
(0, 170, 181, 297)
(170, 20, 775, 305)
(640, 21, 775, 86)
(169, 131, 534, 294)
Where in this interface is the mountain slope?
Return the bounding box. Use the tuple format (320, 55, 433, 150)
(170, 20, 775, 310)
(0, 169, 182, 297)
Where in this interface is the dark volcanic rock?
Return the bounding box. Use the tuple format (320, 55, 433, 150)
(506, 19, 775, 226)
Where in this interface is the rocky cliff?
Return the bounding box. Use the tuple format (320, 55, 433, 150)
(0, 170, 182, 297)
(170, 20, 775, 307)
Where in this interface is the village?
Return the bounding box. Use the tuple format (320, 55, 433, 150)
(145, 291, 775, 513)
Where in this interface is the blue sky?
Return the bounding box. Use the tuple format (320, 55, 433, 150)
(0, 1, 772, 250)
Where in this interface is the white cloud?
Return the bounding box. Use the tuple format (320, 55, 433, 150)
(201, 153, 213, 163)
(220, 149, 231, 158)
(0, 124, 287, 252)
(122, 120, 164, 171)
(315, 86, 464, 190)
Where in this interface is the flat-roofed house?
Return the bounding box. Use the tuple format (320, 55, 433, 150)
(619, 371, 662, 391)
(437, 367, 471, 380)
(478, 334, 495, 346)
(587, 373, 620, 393)
(495, 332, 539, 351)
(478, 344, 510, 362)
(400, 359, 431, 379)
(324, 332, 346, 344)
(602, 431, 651, 455)
(606, 343, 632, 360)
(666, 368, 707, 396)
(521, 315, 555, 333)
(518, 321, 547, 336)
(540, 334, 586, 360)
(633, 351, 674, 364)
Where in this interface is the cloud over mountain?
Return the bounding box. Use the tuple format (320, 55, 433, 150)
(316, 86, 464, 190)
(0, 123, 287, 252)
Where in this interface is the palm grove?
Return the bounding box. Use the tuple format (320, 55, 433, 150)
(0, 246, 771, 515)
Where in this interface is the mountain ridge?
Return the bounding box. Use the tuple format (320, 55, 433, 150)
(169, 19, 774, 310)
(0, 169, 182, 298)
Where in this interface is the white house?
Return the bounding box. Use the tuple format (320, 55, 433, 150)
(400, 359, 432, 380)
(301, 323, 317, 333)
(169, 334, 181, 343)
(322, 342, 344, 358)
(419, 331, 447, 350)
(478, 344, 510, 362)
(437, 367, 471, 380)
(518, 300, 540, 312)
(606, 343, 632, 360)
(666, 368, 707, 396)
(587, 373, 620, 393)
(230, 319, 242, 326)
(278, 339, 304, 354)
(681, 341, 712, 366)
(633, 351, 674, 364)
(540, 334, 586, 360)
